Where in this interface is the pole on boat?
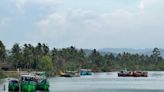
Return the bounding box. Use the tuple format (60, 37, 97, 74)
(3, 83, 5, 91)
(17, 68, 21, 92)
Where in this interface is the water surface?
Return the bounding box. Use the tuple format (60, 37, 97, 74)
(0, 71, 164, 92)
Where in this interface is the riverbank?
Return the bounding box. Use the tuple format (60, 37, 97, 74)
(2, 71, 26, 78)
(0, 71, 4, 79)
(1, 70, 56, 78)
(2, 70, 164, 78)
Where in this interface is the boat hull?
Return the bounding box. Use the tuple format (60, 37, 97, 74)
(21, 81, 36, 92)
(37, 79, 49, 91)
(80, 69, 93, 76)
(8, 79, 19, 91)
(118, 71, 148, 77)
(8, 83, 19, 91)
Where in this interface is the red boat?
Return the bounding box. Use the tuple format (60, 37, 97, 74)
(118, 70, 148, 77)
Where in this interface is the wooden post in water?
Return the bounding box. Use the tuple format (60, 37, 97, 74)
(17, 68, 21, 92)
(3, 83, 5, 91)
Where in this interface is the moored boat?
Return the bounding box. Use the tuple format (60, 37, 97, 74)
(37, 79, 49, 91)
(8, 79, 19, 91)
(59, 71, 80, 77)
(80, 69, 93, 76)
(59, 71, 72, 77)
(34, 72, 49, 91)
(21, 74, 37, 92)
(118, 70, 148, 77)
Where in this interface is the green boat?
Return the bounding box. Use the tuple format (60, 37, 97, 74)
(20, 74, 37, 92)
(34, 72, 49, 91)
(37, 79, 49, 91)
(8, 79, 19, 91)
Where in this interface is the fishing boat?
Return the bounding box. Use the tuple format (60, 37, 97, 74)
(8, 79, 19, 91)
(80, 69, 93, 76)
(37, 79, 49, 91)
(34, 72, 49, 91)
(118, 70, 148, 77)
(59, 71, 80, 77)
(20, 74, 37, 92)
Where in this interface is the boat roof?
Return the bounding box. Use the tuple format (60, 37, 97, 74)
(9, 78, 19, 81)
(21, 74, 35, 78)
(80, 69, 92, 71)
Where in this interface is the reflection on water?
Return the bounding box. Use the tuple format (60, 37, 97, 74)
(150, 71, 164, 77)
(0, 71, 164, 92)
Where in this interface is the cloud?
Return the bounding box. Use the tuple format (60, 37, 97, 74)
(139, 0, 161, 10)
(1, 0, 164, 48)
(0, 17, 10, 27)
(14, 0, 63, 10)
(34, 8, 157, 48)
(139, 1, 145, 9)
(33, 2, 164, 48)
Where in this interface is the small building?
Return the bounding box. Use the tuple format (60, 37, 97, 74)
(0, 63, 10, 71)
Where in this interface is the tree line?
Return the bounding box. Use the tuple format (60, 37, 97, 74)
(0, 40, 164, 74)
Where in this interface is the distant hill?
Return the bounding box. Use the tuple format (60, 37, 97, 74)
(98, 48, 164, 57)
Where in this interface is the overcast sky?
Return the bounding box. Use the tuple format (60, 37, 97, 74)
(0, 0, 164, 49)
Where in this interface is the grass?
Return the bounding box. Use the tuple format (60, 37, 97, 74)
(0, 70, 4, 78)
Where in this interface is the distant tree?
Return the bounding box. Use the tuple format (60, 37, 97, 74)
(42, 43, 49, 55)
(78, 49, 86, 68)
(153, 48, 160, 57)
(0, 40, 6, 62)
(11, 43, 23, 69)
(152, 47, 161, 62)
(39, 55, 53, 71)
(2, 41, 164, 72)
(89, 49, 104, 71)
(35, 43, 43, 56)
(34, 43, 43, 69)
(51, 48, 58, 73)
(23, 43, 35, 69)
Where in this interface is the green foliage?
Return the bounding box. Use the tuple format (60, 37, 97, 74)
(0, 70, 4, 78)
(89, 49, 104, 71)
(23, 44, 35, 69)
(0, 40, 164, 73)
(152, 48, 161, 62)
(11, 43, 23, 69)
(39, 56, 53, 71)
(0, 40, 6, 62)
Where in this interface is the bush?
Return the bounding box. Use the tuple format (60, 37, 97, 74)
(38, 56, 53, 71)
(0, 70, 4, 78)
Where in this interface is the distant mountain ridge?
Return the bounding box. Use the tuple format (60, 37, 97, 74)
(98, 48, 164, 57)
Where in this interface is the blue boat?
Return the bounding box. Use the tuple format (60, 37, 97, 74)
(80, 69, 93, 76)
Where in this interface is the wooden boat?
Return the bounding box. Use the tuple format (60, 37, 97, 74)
(118, 70, 148, 77)
(8, 79, 19, 91)
(59, 71, 80, 77)
(80, 69, 93, 76)
(20, 74, 37, 92)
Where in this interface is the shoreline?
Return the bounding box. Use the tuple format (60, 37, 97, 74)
(1, 70, 164, 78)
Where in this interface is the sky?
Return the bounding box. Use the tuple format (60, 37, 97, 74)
(0, 0, 164, 49)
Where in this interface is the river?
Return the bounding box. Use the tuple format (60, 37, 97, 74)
(0, 71, 164, 92)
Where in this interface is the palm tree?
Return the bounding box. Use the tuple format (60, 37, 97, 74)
(152, 47, 161, 62)
(0, 40, 6, 62)
(11, 43, 22, 69)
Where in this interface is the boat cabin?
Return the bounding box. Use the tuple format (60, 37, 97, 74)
(21, 75, 36, 82)
(80, 69, 93, 76)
